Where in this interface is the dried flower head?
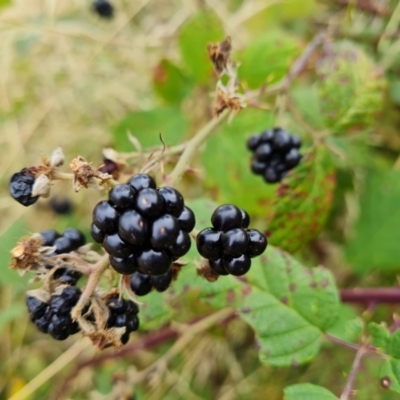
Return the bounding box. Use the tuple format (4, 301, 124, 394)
(208, 36, 232, 76)
(213, 86, 243, 117)
(10, 234, 46, 273)
(69, 156, 112, 191)
(196, 259, 220, 282)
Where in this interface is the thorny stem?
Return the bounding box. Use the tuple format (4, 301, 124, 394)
(167, 110, 229, 186)
(341, 288, 400, 304)
(247, 31, 330, 100)
(71, 253, 110, 321)
(339, 345, 367, 400)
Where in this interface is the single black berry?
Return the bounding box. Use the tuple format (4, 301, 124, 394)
(260, 129, 274, 143)
(263, 168, 280, 184)
(272, 128, 292, 151)
(209, 259, 229, 276)
(221, 228, 249, 257)
(255, 143, 272, 162)
(26, 296, 47, 320)
(62, 228, 86, 248)
(284, 148, 302, 168)
(9, 169, 39, 207)
(223, 254, 251, 276)
(168, 230, 191, 259)
(92, 200, 119, 233)
(118, 210, 149, 246)
(151, 269, 173, 292)
(54, 237, 74, 254)
(109, 184, 136, 209)
(40, 229, 60, 246)
(246, 134, 261, 151)
(246, 229, 267, 257)
(130, 272, 153, 296)
(135, 188, 164, 219)
(196, 228, 222, 260)
(103, 233, 133, 258)
(158, 187, 184, 217)
(127, 174, 156, 191)
(240, 209, 250, 229)
(137, 248, 171, 275)
(177, 206, 196, 232)
(211, 204, 242, 231)
(92, 0, 114, 18)
(49, 197, 73, 214)
(91, 223, 105, 244)
(109, 254, 138, 275)
(251, 159, 268, 175)
(150, 214, 180, 249)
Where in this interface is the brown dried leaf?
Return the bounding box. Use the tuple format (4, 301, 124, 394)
(208, 36, 232, 76)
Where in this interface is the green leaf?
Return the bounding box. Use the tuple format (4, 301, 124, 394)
(389, 331, 400, 359)
(327, 305, 362, 343)
(139, 291, 174, 331)
(178, 11, 224, 84)
(113, 106, 188, 151)
(170, 198, 339, 366)
(316, 41, 386, 135)
(380, 359, 400, 393)
(267, 146, 336, 253)
(284, 383, 338, 400)
(345, 170, 400, 273)
(153, 59, 192, 104)
(202, 108, 276, 218)
(369, 322, 390, 352)
(238, 30, 300, 89)
(241, 248, 339, 366)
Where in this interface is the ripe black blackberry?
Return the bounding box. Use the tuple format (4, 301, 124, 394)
(26, 286, 81, 340)
(129, 269, 174, 296)
(247, 127, 302, 184)
(49, 197, 73, 214)
(91, 174, 195, 281)
(40, 228, 86, 286)
(106, 294, 139, 344)
(196, 204, 267, 277)
(92, 0, 114, 18)
(9, 168, 39, 207)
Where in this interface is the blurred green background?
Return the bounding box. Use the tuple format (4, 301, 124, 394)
(2, 0, 400, 399)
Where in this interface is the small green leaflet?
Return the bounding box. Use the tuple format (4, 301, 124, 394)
(284, 383, 338, 400)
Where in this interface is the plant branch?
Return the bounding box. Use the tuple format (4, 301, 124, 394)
(341, 288, 400, 304)
(167, 110, 229, 186)
(328, 0, 391, 17)
(71, 253, 110, 321)
(51, 309, 235, 400)
(339, 345, 367, 400)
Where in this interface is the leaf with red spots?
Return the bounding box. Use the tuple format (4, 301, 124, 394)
(171, 198, 339, 366)
(267, 145, 335, 253)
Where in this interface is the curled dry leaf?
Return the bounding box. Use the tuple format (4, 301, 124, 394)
(50, 147, 65, 168)
(208, 36, 232, 76)
(69, 155, 112, 191)
(10, 234, 45, 273)
(31, 174, 52, 198)
(213, 86, 243, 117)
(196, 259, 220, 282)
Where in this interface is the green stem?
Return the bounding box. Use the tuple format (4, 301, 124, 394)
(167, 110, 229, 186)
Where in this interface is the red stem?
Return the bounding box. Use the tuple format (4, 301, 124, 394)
(341, 288, 400, 304)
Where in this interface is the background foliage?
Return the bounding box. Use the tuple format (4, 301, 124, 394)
(1, 0, 400, 399)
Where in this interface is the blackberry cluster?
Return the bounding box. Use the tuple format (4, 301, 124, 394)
(247, 128, 302, 184)
(92, 0, 114, 18)
(91, 174, 195, 280)
(40, 228, 86, 285)
(26, 286, 81, 341)
(106, 294, 140, 344)
(9, 168, 39, 207)
(130, 268, 173, 296)
(196, 204, 267, 276)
